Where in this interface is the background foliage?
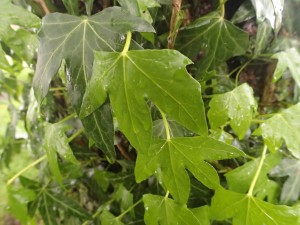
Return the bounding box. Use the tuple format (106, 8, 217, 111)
(1, 0, 300, 224)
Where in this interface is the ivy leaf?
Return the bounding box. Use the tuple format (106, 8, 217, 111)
(135, 136, 244, 203)
(39, 192, 59, 225)
(81, 49, 207, 152)
(208, 83, 257, 139)
(62, 0, 79, 16)
(143, 194, 202, 225)
(33, 7, 154, 162)
(175, 12, 249, 77)
(100, 210, 124, 225)
(270, 158, 300, 204)
(225, 153, 281, 202)
(43, 122, 78, 183)
(254, 20, 273, 55)
(250, 0, 284, 32)
(211, 187, 300, 225)
(272, 48, 300, 87)
(260, 103, 300, 158)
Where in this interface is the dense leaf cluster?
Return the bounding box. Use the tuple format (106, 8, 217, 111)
(1, 0, 300, 224)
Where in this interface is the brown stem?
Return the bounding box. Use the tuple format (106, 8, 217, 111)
(34, 0, 50, 15)
(168, 0, 182, 49)
(116, 143, 133, 161)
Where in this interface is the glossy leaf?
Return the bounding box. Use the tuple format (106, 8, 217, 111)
(136, 136, 244, 203)
(250, 0, 284, 31)
(260, 103, 300, 158)
(81, 49, 207, 152)
(272, 48, 300, 87)
(39, 192, 59, 225)
(270, 158, 300, 203)
(211, 187, 300, 225)
(255, 20, 273, 55)
(225, 153, 281, 202)
(100, 210, 124, 225)
(208, 83, 257, 139)
(143, 194, 202, 225)
(176, 12, 249, 77)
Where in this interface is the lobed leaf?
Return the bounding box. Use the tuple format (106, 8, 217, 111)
(211, 187, 300, 225)
(208, 83, 257, 139)
(135, 136, 244, 203)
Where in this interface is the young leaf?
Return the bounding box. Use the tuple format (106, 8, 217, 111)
(208, 83, 257, 139)
(81, 49, 207, 152)
(225, 153, 281, 202)
(100, 210, 124, 225)
(211, 187, 300, 225)
(175, 12, 249, 77)
(270, 158, 300, 204)
(135, 136, 244, 203)
(272, 48, 300, 87)
(143, 194, 202, 225)
(260, 103, 300, 158)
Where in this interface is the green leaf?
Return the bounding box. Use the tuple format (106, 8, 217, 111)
(39, 192, 59, 225)
(260, 103, 300, 158)
(143, 194, 202, 225)
(225, 153, 281, 202)
(250, 0, 284, 31)
(62, 0, 79, 15)
(190, 206, 210, 225)
(0, 0, 40, 37)
(254, 20, 273, 55)
(270, 158, 300, 204)
(153, 119, 191, 139)
(33, 7, 154, 103)
(176, 12, 249, 77)
(208, 83, 257, 139)
(272, 48, 300, 87)
(115, 185, 134, 216)
(81, 49, 207, 152)
(43, 122, 78, 183)
(136, 136, 244, 203)
(211, 187, 300, 225)
(100, 210, 124, 225)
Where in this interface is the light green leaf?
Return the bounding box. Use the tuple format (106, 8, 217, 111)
(260, 103, 300, 158)
(231, 1, 255, 24)
(143, 194, 201, 225)
(153, 119, 191, 139)
(250, 0, 284, 32)
(81, 49, 207, 152)
(39, 192, 59, 225)
(208, 83, 257, 139)
(272, 48, 300, 87)
(43, 122, 78, 183)
(136, 136, 244, 203)
(225, 153, 281, 202)
(270, 158, 300, 203)
(115, 185, 134, 216)
(62, 0, 79, 15)
(211, 187, 300, 225)
(0, 0, 40, 37)
(100, 210, 124, 225)
(255, 20, 273, 55)
(176, 12, 249, 77)
(190, 206, 210, 225)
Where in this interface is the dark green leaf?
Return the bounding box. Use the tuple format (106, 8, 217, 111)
(136, 136, 244, 203)
(260, 103, 300, 158)
(211, 187, 300, 225)
(81, 49, 207, 152)
(176, 12, 249, 77)
(62, 0, 79, 15)
(208, 83, 257, 139)
(39, 192, 59, 225)
(270, 158, 300, 203)
(143, 194, 202, 225)
(115, 185, 134, 217)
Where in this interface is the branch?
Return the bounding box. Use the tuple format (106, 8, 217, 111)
(168, 0, 182, 49)
(34, 0, 50, 15)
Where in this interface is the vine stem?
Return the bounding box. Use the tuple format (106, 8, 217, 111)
(235, 59, 252, 87)
(168, 0, 182, 49)
(68, 127, 84, 142)
(34, 0, 50, 15)
(219, 0, 225, 18)
(57, 113, 76, 125)
(247, 145, 268, 196)
(158, 108, 171, 140)
(121, 32, 132, 55)
(116, 198, 143, 220)
(7, 155, 47, 185)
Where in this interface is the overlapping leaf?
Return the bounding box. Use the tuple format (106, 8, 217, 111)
(175, 12, 249, 77)
(81, 49, 207, 152)
(211, 187, 300, 225)
(135, 136, 244, 203)
(208, 83, 257, 139)
(100, 210, 124, 225)
(225, 153, 281, 202)
(260, 103, 300, 158)
(43, 122, 78, 183)
(33, 7, 154, 161)
(143, 194, 202, 225)
(270, 158, 300, 203)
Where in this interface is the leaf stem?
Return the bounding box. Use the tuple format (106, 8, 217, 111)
(7, 155, 47, 185)
(121, 32, 132, 55)
(49, 87, 67, 92)
(247, 145, 267, 196)
(57, 113, 76, 125)
(158, 108, 171, 140)
(219, 0, 225, 18)
(235, 59, 252, 87)
(68, 127, 85, 142)
(116, 198, 143, 220)
(164, 191, 170, 199)
(168, 0, 182, 49)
